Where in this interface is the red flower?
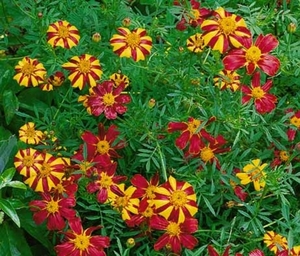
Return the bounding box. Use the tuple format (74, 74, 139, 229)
(51, 176, 78, 198)
(249, 249, 265, 256)
(83, 80, 131, 119)
(29, 193, 76, 230)
(150, 215, 198, 254)
(55, 217, 110, 256)
(131, 173, 160, 201)
(241, 72, 277, 114)
(223, 34, 280, 76)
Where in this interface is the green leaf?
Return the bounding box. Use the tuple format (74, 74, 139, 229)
(0, 199, 20, 227)
(6, 180, 27, 190)
(0, 167, 16, 183)
(0, 221, 32, 256)
(0, 136, 17, 173)
(3, 90, 19, 125)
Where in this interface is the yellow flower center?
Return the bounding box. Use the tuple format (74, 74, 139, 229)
(248, 168, 263, 181)
(79, 161, 92, 174)
(219, 17, 237, 35)
(23, 155, 35, 167)
(78, 59, 91, 73)
(272, 234, 287, 248)
(46, 199, 59, 214)
(126, 32, 141, 48)
(102, 93, 115, 106)
(98, 172, 113, 188)
(170, 190, 187, 207)
(290, 116, 300, 128)
(58, 25, 70, 38)
(251, 87, 265, 99)
(21, 62, 35, 75)
(187, 119, 201, 134)
(200, 147, 215, 162)
(245, 46, 262, 63)
(142, 206, 154, 218)
(194, 35, 205, 48)
(73, 233, 91, 251)
(40, 162, 52, 177)
(145, 185, 156, 199)
(55, 183, 65, 194)
(166, 222, 181, 236)
(96, 140, 110, 155)
(279, 151, 289, 162)
(24, 127, 36, 138)
(115, 196, 129, 209)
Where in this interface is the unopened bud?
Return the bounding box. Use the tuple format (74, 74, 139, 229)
(92, 32, 101, 42)
(122, 17, 131, 27)
(287, 22, 296, 33)
(126, 238, 135, 248)
(148, 98, 156, 108)
(38, 12, 43, 18)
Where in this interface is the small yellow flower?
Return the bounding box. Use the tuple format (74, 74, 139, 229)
(19, 122, 44, 145)
(263, 231, 288, 254)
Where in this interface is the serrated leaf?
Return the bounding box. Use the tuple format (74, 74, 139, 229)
(3, 90, 19, 125)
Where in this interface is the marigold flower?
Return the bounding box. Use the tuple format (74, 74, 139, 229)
(51, 176, 78, 197)
(55, 217, 110, 256)
(18, 122, 44, 145)
(201, 7, 251, 53)
(213, 69, 241, 92)
(236, 159, 267, 191)
(223, 34, 280, 76)
(110, 27, 152, 62)
(13, 57, 46, 87)
(29, 193, 76, 230)
(186, 33, 206, 53)
(40, 71, 65, 91)
(47, 20, 80, 49)
(150, 215, 198, 254)
(287, 110, 300, 141)
(249, 249, 265, 256)
(109, 72, 129, 88)
(154, 176, 198, 223)
(241, 71, 277, 114)
(263, 231, 288, 254)
(84, 80, 131, 119)
(207, 245, 231, 256)
(62, 54, 103, 90)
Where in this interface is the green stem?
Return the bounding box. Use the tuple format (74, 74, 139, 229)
(53, 86, 73, 120)
(156, 141, 167, 182)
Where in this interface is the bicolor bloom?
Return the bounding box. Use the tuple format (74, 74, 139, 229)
(109, 73, 129, 88)
(201, 7, 251, 53)
(13, 57, 46, 87)
(186, 33, 206, 53)
(223, 34, 280, 76)
(108, 183, 140, 221)
(241, 71, 277, 114)
(287, 110, 300, 141)
(51, 176, 78, 197)
(236, 159, 267, 191)
(47, 20, 80, 49)
(154, 176, 198, 223)
(18, 122, 44, 145)
(84, 80, 131, 119)
(167, 117, 215, 154)
(55, 217, 110, 256)
(249, 249, 265, 256)
(207, 245, 236, 256)
(29, 193, 76, 230)
(110, 27, 152, 62)
(150, 215, 198, 254)
(62, 54, 103, 90)
(213, 69, 241, 92)
(263, 231, 288, 254)
(81, 123, 125, 159)
(40, 71, 65, 91)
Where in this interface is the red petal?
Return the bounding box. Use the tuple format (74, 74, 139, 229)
(257, 55, 280, 76)
(256, 34, 279, 53)
(223, 51, 247, 71)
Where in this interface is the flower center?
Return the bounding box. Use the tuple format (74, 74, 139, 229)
(245, 46, 262, 63)
(166, 222, 181, 236)
(142, 206, 154, 218)
(21, 63, 35, 75)
(145, 185, 156, 199)
(102, 93, 115, 106)
(58, 25, 70, 38)
(200, 147, 215, 162)
(251, 87, 265, 99)
(96, 140, 110, 155)
(23, 155, 35, 167)
(187, 119, 201, 134)
(126, 32, 141, 48)
(24, 127, 36, 138)
(55, 183, 65, 194)
(79, 161, 92, 174)
(279, 151, 289, 162)
(219, 17, 237, 35)
(248, 168, 263, 181)
(290, 116, 300, 128)
(272, 234, 286, 248)
(78, 59, 91, 73)
(40, 162, 52, 177)
(115, 196, 129, 209)
(98, 172, 113, 188)
(170, 190, 187, 207)
(73, 233, 91, 251)
(46, 199, 59, 214)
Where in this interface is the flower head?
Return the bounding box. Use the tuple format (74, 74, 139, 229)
(186, 33, 206, 53)
(18, 122, 44, 145)
(62, 54, 103, 90)
(236, 159, 267, 191)
(263, 231, 288, 254)
(287, 110, 300, 141)
(47, 20, 80, 49)
(201, 7, 251, 53)
(214, 69, 241, 92)
(110, 27, 152, 62)
(241, 71, 277, 114)
(40, 71, 65, 91)
(55, 217, 110, 256)
(223, 34, 280, 76)
(13, 57, 46, 87)
(109, 72, 130, 88)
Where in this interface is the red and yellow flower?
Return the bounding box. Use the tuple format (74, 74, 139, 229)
(13, 57, 46, 87)
(201, 7, 251, 53)
(223, 34, 280, 76)
(110, 27, 152, 62)
(154, 176, 198, 223)
(150, 215, 198, 254)
(109, 73, 130, 88)
(213, 69, 241, 92)
(55, 217, 110, 256)
(286, 109, 300, 141)
(241, 71, 277, 114)
(62, 54, 103, 90)
(263, 231, 288, 254)
(18, 122, 44, 145)
(47, 20, 80, 49)
(29, 193, 76, 230)
(40, 71, 65, 91)
(186, 33, 206, 53)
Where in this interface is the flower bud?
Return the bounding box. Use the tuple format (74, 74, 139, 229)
(122, 17, 131, 27)
(126, 238, 135, 248)
(287, 22, 296, 33)
(38, 12, 43, 18)
(148, 98, 156, 108)
(92, 32, 101, 42)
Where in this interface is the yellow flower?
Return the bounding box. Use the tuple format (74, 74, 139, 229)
(186, 33, 206, 53)
(263, 231, 288, 254)
(19, 122, 44, 145)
